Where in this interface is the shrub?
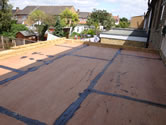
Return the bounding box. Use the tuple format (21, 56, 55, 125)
(81, 29, 96, 37)
(70, 32, 81, 38)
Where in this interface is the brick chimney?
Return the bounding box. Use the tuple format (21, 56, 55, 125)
(16, 7, 20, 12)
(77, 9, 80, 14)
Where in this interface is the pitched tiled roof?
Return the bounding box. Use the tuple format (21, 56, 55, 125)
(12, 10, 17, 15)
(16, 6, 74, 15)
(18, 31, 36, 37)
(17, 6, 38, 15)
(79, 12, 90, 18)
(113, 16, 120, 20)
(38, 6, 74, 15)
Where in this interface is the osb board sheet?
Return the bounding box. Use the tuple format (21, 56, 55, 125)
(0, 56, 107, 125)
(0, 114, 25, 125)
(73, 46, 118, 60)
(94, 55, 166, 104)
(67, 93, 166, 125)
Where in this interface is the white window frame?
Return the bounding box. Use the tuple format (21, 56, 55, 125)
(161, 5, 165, 20)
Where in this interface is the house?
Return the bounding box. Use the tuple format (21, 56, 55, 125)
(144, 0, 166, 64)
(130, 15, 144, 29)
(72, 11, 91, 34)
(77, 10, 90, 24)
(113, 16, 120, 25)
(12, 7, 20, 20)
(15, 6, 76, 25)
(16, 31, 37, 41)
(73, 25, 95, 34)
(100, 28, 148, 47)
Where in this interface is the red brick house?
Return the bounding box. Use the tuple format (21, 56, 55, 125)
(77, 11, 91, 24)
(15, 6, 76, 25)
(144, 0, 166, 64)
(113, 16, 120, 25)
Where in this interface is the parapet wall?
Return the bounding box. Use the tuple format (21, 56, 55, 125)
(101, 38, 146, 48)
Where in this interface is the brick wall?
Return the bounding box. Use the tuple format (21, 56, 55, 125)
(130, 16, 144, 29)
(149, 0, 164, 49)
(161, 37, 166, 64)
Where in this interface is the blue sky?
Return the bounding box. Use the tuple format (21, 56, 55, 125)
(9, 0, 148, 19)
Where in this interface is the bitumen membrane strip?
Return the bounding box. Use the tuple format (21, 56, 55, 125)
(0, 106, 46, 125)
(0, 45, 88, 85)
(0, 65, 23, 73)
(54, 49, 122, 125)
(120, 54, 161, 60)
(91, 89, 166, 109)
(70, 54, 110, 62)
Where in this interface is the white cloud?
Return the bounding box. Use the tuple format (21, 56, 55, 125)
(105, 0, 148, 19)
(9, 0, 148, 18)
(9, 0, 99, 12)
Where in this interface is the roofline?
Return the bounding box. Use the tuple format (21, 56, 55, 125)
(100, 32, 148, 37)
(16, 5, 76, 15)
(131, 15, 144, 18)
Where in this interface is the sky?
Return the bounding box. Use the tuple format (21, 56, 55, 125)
(9, 0, 148, 19)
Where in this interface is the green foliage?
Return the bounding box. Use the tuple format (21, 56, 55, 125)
(38, 24, 48, 40)
(60, 8, 79, 28)
(28, 10, 46, 25)
(87, 9, 115, 30)
(81, 29, 96, 37)
(28, 10, 55, 40)
(53, 18, 64, 37)
(120, 17, 128, 22)
(2, 24, 28, 38)
(103, 16, 115, 30)
(0, 0, 28, 39)
(0, 0, 13, 34)
(70, 32, 80, 38)
(116, 17, 130, 28)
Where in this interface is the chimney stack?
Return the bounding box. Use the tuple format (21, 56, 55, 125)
(16, 7, 20, 12)
(77, 9, 80, 14)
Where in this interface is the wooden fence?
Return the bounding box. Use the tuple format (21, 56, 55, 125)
(0, 36, 36, 51)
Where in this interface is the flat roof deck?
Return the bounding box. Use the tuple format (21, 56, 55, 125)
(0, 42, 166, 125)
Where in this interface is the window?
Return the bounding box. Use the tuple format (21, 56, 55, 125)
(155, 0, 163, 29)
(160, 5, 165, 20)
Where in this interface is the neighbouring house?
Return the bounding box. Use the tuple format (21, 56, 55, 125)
(15, 6, 76, 25)
(12, 7, 20, 20)
(100, 28, 148, 47)
(16, 31, 37, 41)
(113, 16, 120, 25)
(77, 10, 90, 24)
(144, 0, 166, 64)
(74, 11, 105, 33)
(73, 11, 91, 34)
(73, 25, 96, 34)
(130, 15, 144, 29)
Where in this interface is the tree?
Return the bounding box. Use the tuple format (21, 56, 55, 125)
(53, 17, 64, 37)
(60, 8, 79, 29)
(120, 17, 129, 22)
(28, 10, 55, 40)
(0, 0, 12, 34)
(87, 17, 99, 31)
(87, 9, 115, 30)
(28, 10, 46, 25)
(2, 23, 28, 38)
(116, 17, 130, 28)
